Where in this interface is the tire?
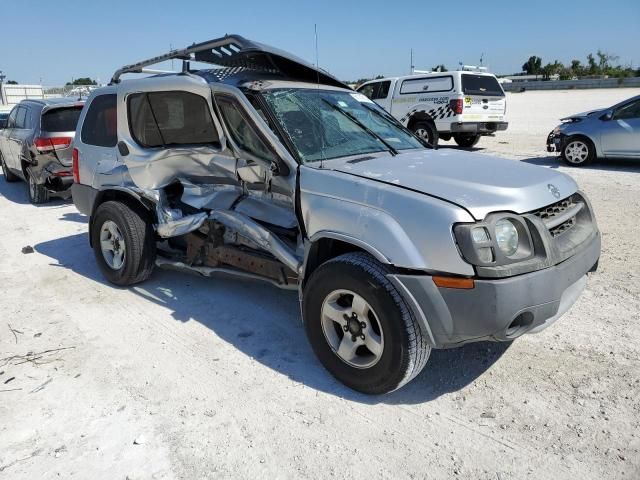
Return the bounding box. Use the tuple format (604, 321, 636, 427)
(411, 121, 439, 148)
(303, 252, 431, 394)
(91, 201, 156, 286)
(27, 170, 50, 204)
(561, 136, 595, 166)
(453, 134, 481, 148)
(0, 151, 19, 182)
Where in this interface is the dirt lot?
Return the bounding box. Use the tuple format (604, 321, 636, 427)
(1, 88, 639, 479)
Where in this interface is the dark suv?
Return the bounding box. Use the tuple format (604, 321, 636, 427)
(0, 98, 85, 203)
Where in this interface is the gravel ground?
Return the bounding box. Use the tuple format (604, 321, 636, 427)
(1, 88, 639, 479)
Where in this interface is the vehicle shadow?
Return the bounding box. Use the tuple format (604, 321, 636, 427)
(35, 232, 510, 405)
(522, 155, 640, 173)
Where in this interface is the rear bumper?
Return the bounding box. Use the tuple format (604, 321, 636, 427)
(388, 231, 600, 349)
(450, 121, 508, 134)
(71, 183, 98, 215)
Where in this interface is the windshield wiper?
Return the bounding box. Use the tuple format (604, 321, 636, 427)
(321, 99, 398, 156)
(361, 103, 432, 149)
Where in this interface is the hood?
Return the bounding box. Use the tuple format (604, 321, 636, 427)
(330, 149, 577, 220)
(560, 109, 604, 122)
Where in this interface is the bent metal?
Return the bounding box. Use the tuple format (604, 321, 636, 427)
(70, 34, 601, 394)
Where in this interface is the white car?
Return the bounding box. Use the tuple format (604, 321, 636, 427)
(357, 69, 508, 147)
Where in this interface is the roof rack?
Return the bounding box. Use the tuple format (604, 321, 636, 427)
(110, 34, 347, 88)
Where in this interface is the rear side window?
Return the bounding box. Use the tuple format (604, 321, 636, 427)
(461, 74, 504, 97)
(128, 91, 219, 148)
(400, 76, 453, 94)
(42, 107, 83, 132)
(358, 81, 392, 100)
(15, 107, 27, 129)
(81, 94, 117, 147)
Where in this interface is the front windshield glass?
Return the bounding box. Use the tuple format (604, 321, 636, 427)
(260, 88, 423, 163)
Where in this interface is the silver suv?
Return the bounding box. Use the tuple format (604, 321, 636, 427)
(72, 35, 601, 394)
(0, 98, 84, 203)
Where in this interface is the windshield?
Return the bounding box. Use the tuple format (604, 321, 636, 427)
(461, 74, 504, 97)
(260, 88, 423, 163)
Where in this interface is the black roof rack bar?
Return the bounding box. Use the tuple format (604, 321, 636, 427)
(110, 34, 256, 84)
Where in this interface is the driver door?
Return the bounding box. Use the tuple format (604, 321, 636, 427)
(600, 99, 640, 158)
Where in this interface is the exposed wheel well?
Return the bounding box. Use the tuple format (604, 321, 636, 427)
(89, 189, 156, 247)
(303, 237, 383, 287)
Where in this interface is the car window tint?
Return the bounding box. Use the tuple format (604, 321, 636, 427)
(375, 81, 391, 99)
(401, 76, 453, 94)
(461, 74, 504, 97)
(15, 107, 27, 129)
(42, 107, 83, 132)
(7, 107, 18, 128)
(82, 94, 118, 147)
(129, 91, 219, 148)
(614, 100, 640, 120)
(216, 96, 275, 162)
(0, 113, 8, 129)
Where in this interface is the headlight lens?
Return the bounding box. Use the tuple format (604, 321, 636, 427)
(495, 219, 519, 256)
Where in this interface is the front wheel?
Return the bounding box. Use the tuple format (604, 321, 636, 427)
(303, 252, 431, 394)
(453, 134, 480, 148)
(562, 136, 595, 166)
(91, 201, 156, 286)
(1, 151, 20, 182)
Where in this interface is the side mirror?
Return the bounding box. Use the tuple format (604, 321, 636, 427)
(600, 110, 613, 121)
(237, 163, 267, 184)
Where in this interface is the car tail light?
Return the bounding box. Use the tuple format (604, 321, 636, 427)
(449, 99, 464, 115)
(72, 148, 80, 183)
(34, 137, 72, 153)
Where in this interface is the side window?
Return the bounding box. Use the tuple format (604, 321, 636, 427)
(613, 100, 640, 120)
(7, 107, 18, 128)
(81, 94, 118, 147)
(375, 81, 391, 100)
(215, 95, 275, 162)
(128, 91, 219, 148)
(400, 76, 453, 94)
(358, 83, 377, 100)
(15, 107, 27, 129)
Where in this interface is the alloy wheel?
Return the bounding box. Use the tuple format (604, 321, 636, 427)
(564, 141, 589, 164)
(100, 220, 127, 270)
(320, 289, 384, 368)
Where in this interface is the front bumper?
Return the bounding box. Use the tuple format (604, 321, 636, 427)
(388, 231, 600, 349)
(450, 121, 508, 134)
(547, 130, 565, 152)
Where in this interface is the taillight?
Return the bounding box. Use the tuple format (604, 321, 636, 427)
(72, 148, 80, 183)
(34, 137, 72, 153)
(449, 99, 464, 115)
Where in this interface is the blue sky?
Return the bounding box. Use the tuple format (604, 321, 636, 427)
(1, 0, 638, 85)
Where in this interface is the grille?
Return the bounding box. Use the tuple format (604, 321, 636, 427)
(532, 195, 579, 238)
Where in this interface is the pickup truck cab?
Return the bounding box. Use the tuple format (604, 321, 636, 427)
(357, 69, 508, 148)
(72, 36, 599, 394)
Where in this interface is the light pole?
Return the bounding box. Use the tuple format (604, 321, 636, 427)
(0, 70, 6, 105)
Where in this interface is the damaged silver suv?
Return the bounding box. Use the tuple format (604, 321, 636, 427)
(72, 36, 601, 394)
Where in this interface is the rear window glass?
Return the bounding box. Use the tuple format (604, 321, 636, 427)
(128, 91, 219, 148)
(81, 94, 117, 147)
(461, 74, 504, 96)
(42, 107, 83, 132)
(400, 76, 453, 94)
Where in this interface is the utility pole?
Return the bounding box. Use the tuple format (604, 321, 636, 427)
(410, 48, 414, 75)
(0, 70, 6, 105)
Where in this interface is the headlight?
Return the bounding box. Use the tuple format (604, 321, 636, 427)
(495, 219, 518, 256)
(454, 214, 536, 268)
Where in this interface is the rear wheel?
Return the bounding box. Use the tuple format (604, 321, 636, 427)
(0, 151, 19, 182)
(303, 252, 431, 394)
(453, 134, 481, 148)
(411, 121, 439, 148)
(91, 201, 156, 286)
(562, 136, 595, 166)
(27, 170, 50, 204)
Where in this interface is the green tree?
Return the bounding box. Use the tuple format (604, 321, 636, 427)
(432, 64, 447, 72)
(66, 77, 97, 86)
(587, 53, 598, 75)
(6, 80, 18, 85)
(541, 60, 564, 80)
(569, 59, 584, 77)
(521, 56, 542, 75)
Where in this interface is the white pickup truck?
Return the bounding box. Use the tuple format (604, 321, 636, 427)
(357, 69, 508, 148)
